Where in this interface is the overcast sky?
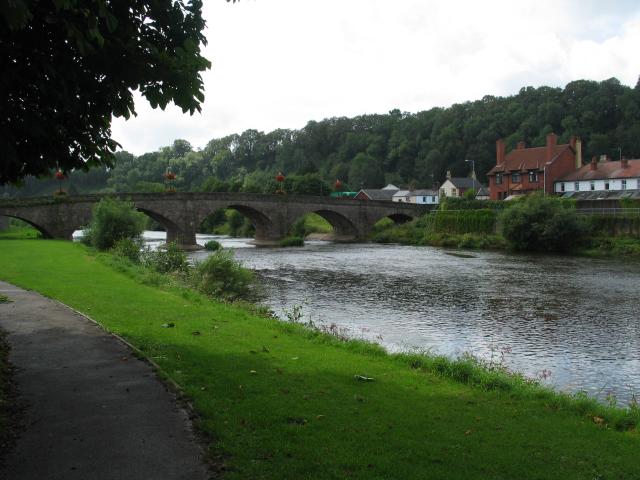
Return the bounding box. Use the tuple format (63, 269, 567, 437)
(111, 0, 640, 155)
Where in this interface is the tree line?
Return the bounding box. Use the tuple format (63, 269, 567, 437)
(3, 77, 639, 198)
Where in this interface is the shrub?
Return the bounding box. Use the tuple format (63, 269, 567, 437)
(191, 249, 254, 300)
(141, 242, 189, 274)
(111, 238, 141, 263)
(279, 236, 304, 247)
(204, 240, 222, 251)
(420, 210, 496, 235)
(83, 198, 146, 250)
(500, 195, 589, 252)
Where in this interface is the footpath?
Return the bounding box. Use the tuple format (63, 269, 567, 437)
(0, 280, 211, 480)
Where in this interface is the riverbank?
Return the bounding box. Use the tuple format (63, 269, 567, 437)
(1, 240, 639, 478)
(372, 216, 640, 257)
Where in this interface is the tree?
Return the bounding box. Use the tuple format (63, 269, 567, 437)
(1, 0, 210, 184)
(500, 195, 588, 253)
(82, 198, 146, 250)
(348, 153, 385, 189)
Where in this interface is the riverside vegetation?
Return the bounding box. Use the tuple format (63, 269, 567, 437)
(373, 194, 640, 257)
(1, 227, 640, 477)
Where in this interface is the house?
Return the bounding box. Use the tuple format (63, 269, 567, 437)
(475, 185, 490, 200)
(554, 157, 640, 199)
(487, 133, 581, 200)
(354, 184, 399, 201)
(392, 189, 439, 204)
(408, 189, 439, 205)
(439, 172, 487, 199)
(392, 190, 411, 203)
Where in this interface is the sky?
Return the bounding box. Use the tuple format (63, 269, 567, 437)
(111, 0, 640, 155)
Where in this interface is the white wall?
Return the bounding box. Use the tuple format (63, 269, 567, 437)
(555, 178, 639, 193)
(411, 195, 439, 204)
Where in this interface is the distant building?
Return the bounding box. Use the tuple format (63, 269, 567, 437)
(392, 190, 411, 202)
(475, 185, 490, 200)
(487, 134, 581, 200)
(392, 189, 439, 204)
(555, 157, 640, 200)
(354, 184, 399, 201)
(439, 172, 487, 199)
(408, 189, 439, 204)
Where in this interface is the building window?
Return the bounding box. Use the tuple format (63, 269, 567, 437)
(561, 183, 565, 192)
(574, 182, 579, 192)
(440, 189, 445, 197)
(511, 173, 521, 183)
(590, 181, 595, 191)
(495, 173, 503, 185)
(452, 188, 457, 197)
(422, 196, 426, 202)
(431, 196, 435, 202)
(605, 181, 609, 190)
(528, 171, 539, 182)
(622, 179, 627, 190)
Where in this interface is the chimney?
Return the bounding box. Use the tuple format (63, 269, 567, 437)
(517, 141, 526, 149)
(446, 170, 452, 180)
(590, 156, 598, 171)
(545, 133, 557, 162)
(570, 136, 576, 149)
(574, 137, 582, 169)
(621, 157, 629, 169)
(496, 139, 505, 165)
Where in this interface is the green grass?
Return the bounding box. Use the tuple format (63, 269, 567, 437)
(579, 237, 640, 258)
(279, 236, 304, 247)
(0, 240, 639, 479)
(303, 212, 333, 234)
(0, 226, 42, 240)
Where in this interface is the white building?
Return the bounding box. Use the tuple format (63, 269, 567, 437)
(408, 189, 439, 204)
(392, 190, 411, 203)
(554, 158, 640, 196)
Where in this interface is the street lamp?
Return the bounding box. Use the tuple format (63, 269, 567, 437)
(465, 158, 476, 181)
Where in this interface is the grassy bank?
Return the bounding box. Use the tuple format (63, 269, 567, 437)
(1, 240, 639, 478)
(0, 226, 42, 240)
(373, 208, 640, 257)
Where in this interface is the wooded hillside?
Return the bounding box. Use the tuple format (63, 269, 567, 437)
(3, 77, 639, 197)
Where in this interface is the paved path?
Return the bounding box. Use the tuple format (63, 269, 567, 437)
(0, 281, 211, 480)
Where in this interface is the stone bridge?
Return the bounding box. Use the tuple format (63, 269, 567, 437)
(0, 193, 432, 248)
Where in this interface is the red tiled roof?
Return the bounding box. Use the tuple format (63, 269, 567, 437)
(487, 145, 572, 175)
(557, 159, 640, 181)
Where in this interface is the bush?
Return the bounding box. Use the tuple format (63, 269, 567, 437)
(500, 195, 589, 252)
(204, 240, 222, 251)
(111, 238, 141, 263)
(419, 210, 496, 235)
(82, 198, 146, 250)
(279, 236, 304, 247)
(141, 242, 189, 274)
(191, 249, 254, 300)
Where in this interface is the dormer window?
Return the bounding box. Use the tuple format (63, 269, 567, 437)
(528, 171, 538, 182)
(511, 173, 521, 183)
(495, 173, 503, 185)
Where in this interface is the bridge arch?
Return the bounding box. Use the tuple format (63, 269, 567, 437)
(0, 214, 50, 238)
(135, 207, 181, 240)
(196, 203, 276, 243)
(306, 209, 359, 240)
(385, 212, 415, 224)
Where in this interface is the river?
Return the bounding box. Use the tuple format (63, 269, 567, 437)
(144, 231, 640, 404)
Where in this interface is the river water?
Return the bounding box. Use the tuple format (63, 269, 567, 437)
(147, 231, 640, 404)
